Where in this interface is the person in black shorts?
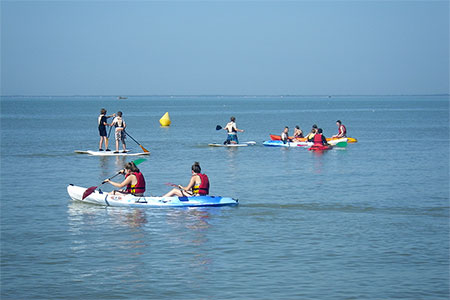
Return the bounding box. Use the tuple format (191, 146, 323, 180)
(98, 108, 115, 151)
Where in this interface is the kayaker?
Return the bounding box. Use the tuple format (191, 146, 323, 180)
(98, 108, 115, 151)
(332, 120, 347, 138)
(223, 116, 244, 144)
(110, 111, 127, 153)
(313, 128, 329, 146)
(163, 162, 210, 197)
(281, 126, 293, 144)
(104, 161, 146, 196)
(305, 124, 318, 141)
(293, 125, 304, 139)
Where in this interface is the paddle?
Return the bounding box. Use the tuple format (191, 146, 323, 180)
(165, 182, 180, 188)
(216, 125, 222, 130)
(124, 130, 150, 153)
(106, 125, 113, 144)
(164, 183, 191, 199)
(82, 158, 147, 200)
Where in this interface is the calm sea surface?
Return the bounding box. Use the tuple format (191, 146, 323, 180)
(1, 96, 449, 299)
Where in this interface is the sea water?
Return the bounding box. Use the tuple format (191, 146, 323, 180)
(1, 95, 449, 299)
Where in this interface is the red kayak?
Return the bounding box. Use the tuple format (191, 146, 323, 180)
(308, 144, 332, 151)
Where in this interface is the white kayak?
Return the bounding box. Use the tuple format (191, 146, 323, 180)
(208, 141, 256, 147)
(263, 138, 347, 148)
(67, 185, 238, 207)
(75, 150, 150, 156)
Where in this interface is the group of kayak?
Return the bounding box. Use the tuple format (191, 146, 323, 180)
(263, 120, 357, 150)
(69, 114, 357, 208)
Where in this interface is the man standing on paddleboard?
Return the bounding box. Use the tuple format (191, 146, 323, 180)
(98, 108, 115, 151)
(223, 116, 244, 144)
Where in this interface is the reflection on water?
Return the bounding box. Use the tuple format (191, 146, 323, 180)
(67, 202, 216, 264)
(166, 208, 211, 232)
(67, 198, 237, 279)
(226, 147, 239, 182)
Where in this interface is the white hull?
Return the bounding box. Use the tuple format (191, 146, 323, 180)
(67, 185, 238, 207)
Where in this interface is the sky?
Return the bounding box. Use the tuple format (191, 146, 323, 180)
(1, 0, 449, 96)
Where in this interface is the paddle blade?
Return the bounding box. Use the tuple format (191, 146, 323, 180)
(164, 182, 178, 187)
(335, 141, 348, 147)
(132, 158, 147, 165)
(216, 125, 222, 130)
(140, 145, 150, 153)
(82, 186, 97, 200)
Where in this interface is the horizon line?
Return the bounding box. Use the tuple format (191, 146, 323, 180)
(2, 93, 449, 98)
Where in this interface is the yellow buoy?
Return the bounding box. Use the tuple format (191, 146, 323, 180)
(159, 112, 171, 126)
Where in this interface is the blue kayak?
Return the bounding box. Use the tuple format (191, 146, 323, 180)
(67, 185, 238, 207)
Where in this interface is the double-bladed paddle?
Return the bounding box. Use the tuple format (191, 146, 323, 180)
(82, 158, 147, 200)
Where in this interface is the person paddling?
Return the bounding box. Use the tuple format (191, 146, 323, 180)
(98, 108, 115, 151)
(332, 120, 347, 138)
(110, 111, 127, 153)
(104, 161, 146, 196)
(163, 162, 210, 197)
(223, 116, 244, 144)
(313, 128, 329, 146)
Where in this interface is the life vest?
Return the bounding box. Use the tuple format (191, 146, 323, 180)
(114, 117, 124, 128)
(339, 125, 347, 137)
(313, 133, 325, 145)
(306, 132, 315, 141)
(126, 172, 146, 195)
(192, 173, 209, 195)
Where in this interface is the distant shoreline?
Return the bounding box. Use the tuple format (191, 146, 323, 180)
(1, 94, 449, 98)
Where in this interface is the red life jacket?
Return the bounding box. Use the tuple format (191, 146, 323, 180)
(195, 173, 210, 195)
(339, 125, 347, 137)
(126, 172, 146, 195)
(313, 133, 324, 145)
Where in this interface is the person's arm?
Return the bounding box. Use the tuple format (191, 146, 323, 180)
(105, 175, 133, 189)
(180, 176, 196, 192)
(235, 124, 244, 133)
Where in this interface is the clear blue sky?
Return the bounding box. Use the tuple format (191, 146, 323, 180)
(1, 0, 448, 96)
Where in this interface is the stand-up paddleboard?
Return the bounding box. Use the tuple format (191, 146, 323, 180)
(68, 185, 238, 207)
(75, 150, 150, 156)
(208, 141, 256, 147)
